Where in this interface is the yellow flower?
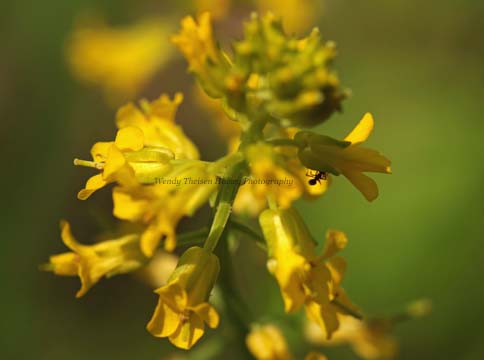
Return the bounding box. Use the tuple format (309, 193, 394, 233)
(42, 221, 146, 297)
(306, 316, 398, 360)
(234, 141, 328, 216)
(116, 93, 199, 160)
(147, 246, 220, 349)
(74, 126, 174, 200)
(259, 207, 359, 339)
(296, 113, 391, 201)
(67, 16, 174, 104)
(246, 324, 293, 360)
(172, 12, 229, 97)
(112, 159, 218, 256)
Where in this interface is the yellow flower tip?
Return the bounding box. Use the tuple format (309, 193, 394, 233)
(386, 166, 392, 174)
(344, 112, 374, 144)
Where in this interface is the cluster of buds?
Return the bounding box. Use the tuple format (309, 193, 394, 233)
(41, 11, 427, 359)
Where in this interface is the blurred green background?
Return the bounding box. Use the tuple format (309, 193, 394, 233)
(1, 0, 483, 359)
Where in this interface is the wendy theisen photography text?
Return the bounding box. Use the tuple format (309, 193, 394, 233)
(154, 176, 295, 186)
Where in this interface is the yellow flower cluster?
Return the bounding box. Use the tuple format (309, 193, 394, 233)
(43, 10, 410, 358)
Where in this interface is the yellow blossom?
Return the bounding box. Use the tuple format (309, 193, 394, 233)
(147, 246, 220, 349)
(116, 93, 199, 159)
(246, 324, 293, 360)
(42, 221, 146, 297)
(74, 126, 174, 200)
(259, 207, 359, 339)
(296, 113, 391, 201)
(112, 159, 218, 256)
(67, 17, 174, 103)
(172, 12, 229, 97)
(234, 142, 328, 216)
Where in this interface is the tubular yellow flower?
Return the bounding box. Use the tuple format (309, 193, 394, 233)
(259, 207, 359, 339)
(42, 221, 146, 297)
(147, 246, 220, 350)
(246, 324, 293, 360)
(296, 113, 391, 201)
(67, 17, 174, 103)
(75, 126, 174, 200)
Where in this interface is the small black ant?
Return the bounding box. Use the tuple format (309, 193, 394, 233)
(306, 170, 328, 186)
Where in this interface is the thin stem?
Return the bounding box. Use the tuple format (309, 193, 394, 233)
(176, 228, 209, 247)
(265, 138, 301, 148)
(203, 161, 247, 252)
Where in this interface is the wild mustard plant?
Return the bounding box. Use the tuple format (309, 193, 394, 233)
(42, 11, 429, 358)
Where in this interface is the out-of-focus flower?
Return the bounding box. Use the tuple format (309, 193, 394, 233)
(67, 17, 175, 103)
(42, 221, 146, 297)
(147, 246, 220, 350)
(305, 316, 397, 360)
(259, 207, 359, 339)
(304, 352, 328, 360)
(255, 0, 322, 34)
(246, 324, 293, 360)
(135, 250, 179, 288)
(296, 113, 391, 201)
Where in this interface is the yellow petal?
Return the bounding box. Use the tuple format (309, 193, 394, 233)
(47, 252, 79, 276)
(60, 220, 85, 254)
(192, 303, 220, 329)
(305, 352, 328, 360)
(326, 256, 347, 286)
(168, 312, 205, 350)
(116, 102, 146, 129)
(77, 174, 108, 200)
(146, 297, 181, 338)
(114, 126, 144, 151)
(90, 141, 112, 162)
(344, 113, 374, 145)
(343, 170, 379, 202)
(112, 187, 149, 221)
(103, 145, 126, 180)
(305, 301, 340, 340)
(321, 230, 348, 259)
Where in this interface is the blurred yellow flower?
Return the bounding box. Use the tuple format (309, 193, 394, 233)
(306, 316, 398, 360)
(135, 250, 179, 289)
(67, 17, 174, 103)
(259, 207, 359, 339)
(42, 221, 146, 297)
(246, 324, 293, 360)
(296, 113, 391, 201)
(147, 247, 220, 349)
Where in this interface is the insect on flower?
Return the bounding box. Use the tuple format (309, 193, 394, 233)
(306, 169, 328, 186)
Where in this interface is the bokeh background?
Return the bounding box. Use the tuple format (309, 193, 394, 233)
(1, 0, 483, 359)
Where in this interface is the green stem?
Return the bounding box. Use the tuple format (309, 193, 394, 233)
(265, 138, 300, 148)
(203, 161, 247, 253)
(176, 228, 209, 247)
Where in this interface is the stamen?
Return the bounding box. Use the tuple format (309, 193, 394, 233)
(73, 158, 104, 170)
